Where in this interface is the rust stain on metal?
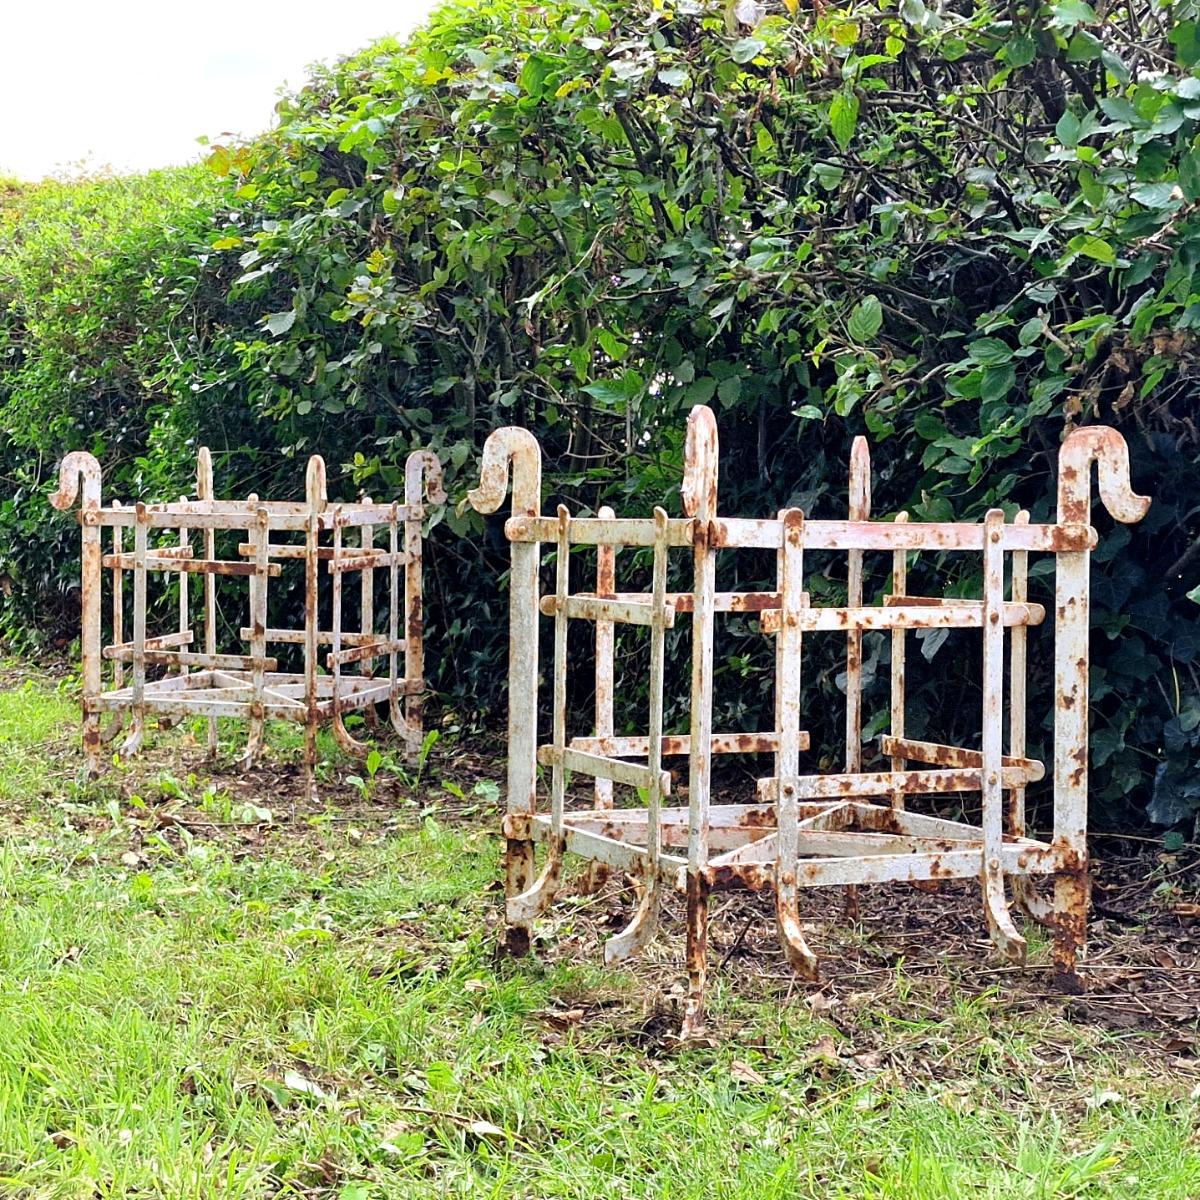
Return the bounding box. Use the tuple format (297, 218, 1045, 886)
(52, 445, 443, 790)
(466, 409, 1150, 1032)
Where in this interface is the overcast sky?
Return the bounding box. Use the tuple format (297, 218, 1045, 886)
(1, 1, 438, 180)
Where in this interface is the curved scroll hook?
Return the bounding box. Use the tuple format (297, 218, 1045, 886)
(404, 449, 447, 507)
(466, 427, 542, 518)
(197, 447, 214, 501)
(50, 451, 102, 512)
(306, 455, 328, 510)
(1057, 426, 1151, 525)
(681, 405, 719, 520)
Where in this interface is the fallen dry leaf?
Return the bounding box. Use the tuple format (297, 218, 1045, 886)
(729, 1059, 766, 1086)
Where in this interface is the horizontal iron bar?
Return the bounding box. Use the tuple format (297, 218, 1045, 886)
(103, 631, 193, 657)
(713, 518, 1096, 553)
(236, 544, 407, 564)
(880, 735, 1046, 783)
(760, 601, 1043, 633)
(527, 815, 688, 874)
(538, 595, 676, 627)
(567, 731, 810, 756)
(704, 845, 1060, 888)
(102, 554, 281, 577)
(757, 767, 1030, 801)
(537, 745, 672, 795)
(574, 590, 787, 613)
(326, 638, 406, 667)
(239, 627, 383, 646)
(104, 648, 278, 671)
(505, 516, 696, 546)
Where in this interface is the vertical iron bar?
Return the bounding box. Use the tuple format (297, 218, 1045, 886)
(889, 511, 908, 808)
(197, 447, 217, 756)
(593, 504, 616, 811)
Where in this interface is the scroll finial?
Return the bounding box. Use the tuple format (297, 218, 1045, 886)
(682, 405, 719, 520)
(405, 450, 447, 507)
(1058, 426, 1151, 526)
(466, 427, 542, 519)
(50, 451, 102, 512)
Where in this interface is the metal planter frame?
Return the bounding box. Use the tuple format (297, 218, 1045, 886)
(51, 446, 444, 790)
(469, 405, 1151, 1037)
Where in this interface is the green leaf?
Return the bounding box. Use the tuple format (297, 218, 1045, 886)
(657, 68, 688, 87)
(1050, 0, 1096, 27)
(813, 163, 844, 190)
(1180, 150, 1200, 201)
(847, 295, 883, 342)
(596, 329, 628, 360)
(265, 310, 296, 337)
(1055, 111, 1082, 147)
(485, 189, 515, 206)
(1067, 234, 1116, 263)
(1004, 35, 1037, 68)
(793, 404, 823, 420)
(520, 54, 553, 99)
(980, 364, 1017, 402)
(717, 374, 742, 406)
(829, 91, 860, 151)
(967, 337, 1013, 367)
(731, 38, 765, 64)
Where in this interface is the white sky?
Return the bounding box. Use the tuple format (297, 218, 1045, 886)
(0, 0, 438, 180)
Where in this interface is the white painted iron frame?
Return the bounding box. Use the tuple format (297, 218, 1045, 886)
(472, 407, 1150, 1036)
(52, 446, 444, 792)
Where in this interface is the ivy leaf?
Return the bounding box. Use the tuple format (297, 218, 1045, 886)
(265, 310, 297, 337)
(829, 91, 860, 151)
(847, 295, 883, 342)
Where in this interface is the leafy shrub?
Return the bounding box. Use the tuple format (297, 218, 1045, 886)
(0, 168, 225, 642)
(3, 0, 1200, 829)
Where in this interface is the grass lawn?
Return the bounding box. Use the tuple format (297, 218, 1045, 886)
(0, 665, 1196, 1198)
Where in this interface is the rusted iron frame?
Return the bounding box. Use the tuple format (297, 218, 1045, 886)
(469, 405, 1151, 1032)
(52, 445, 442, 785)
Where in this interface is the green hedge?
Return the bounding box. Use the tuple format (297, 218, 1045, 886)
(3, 0, 1199, 830)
